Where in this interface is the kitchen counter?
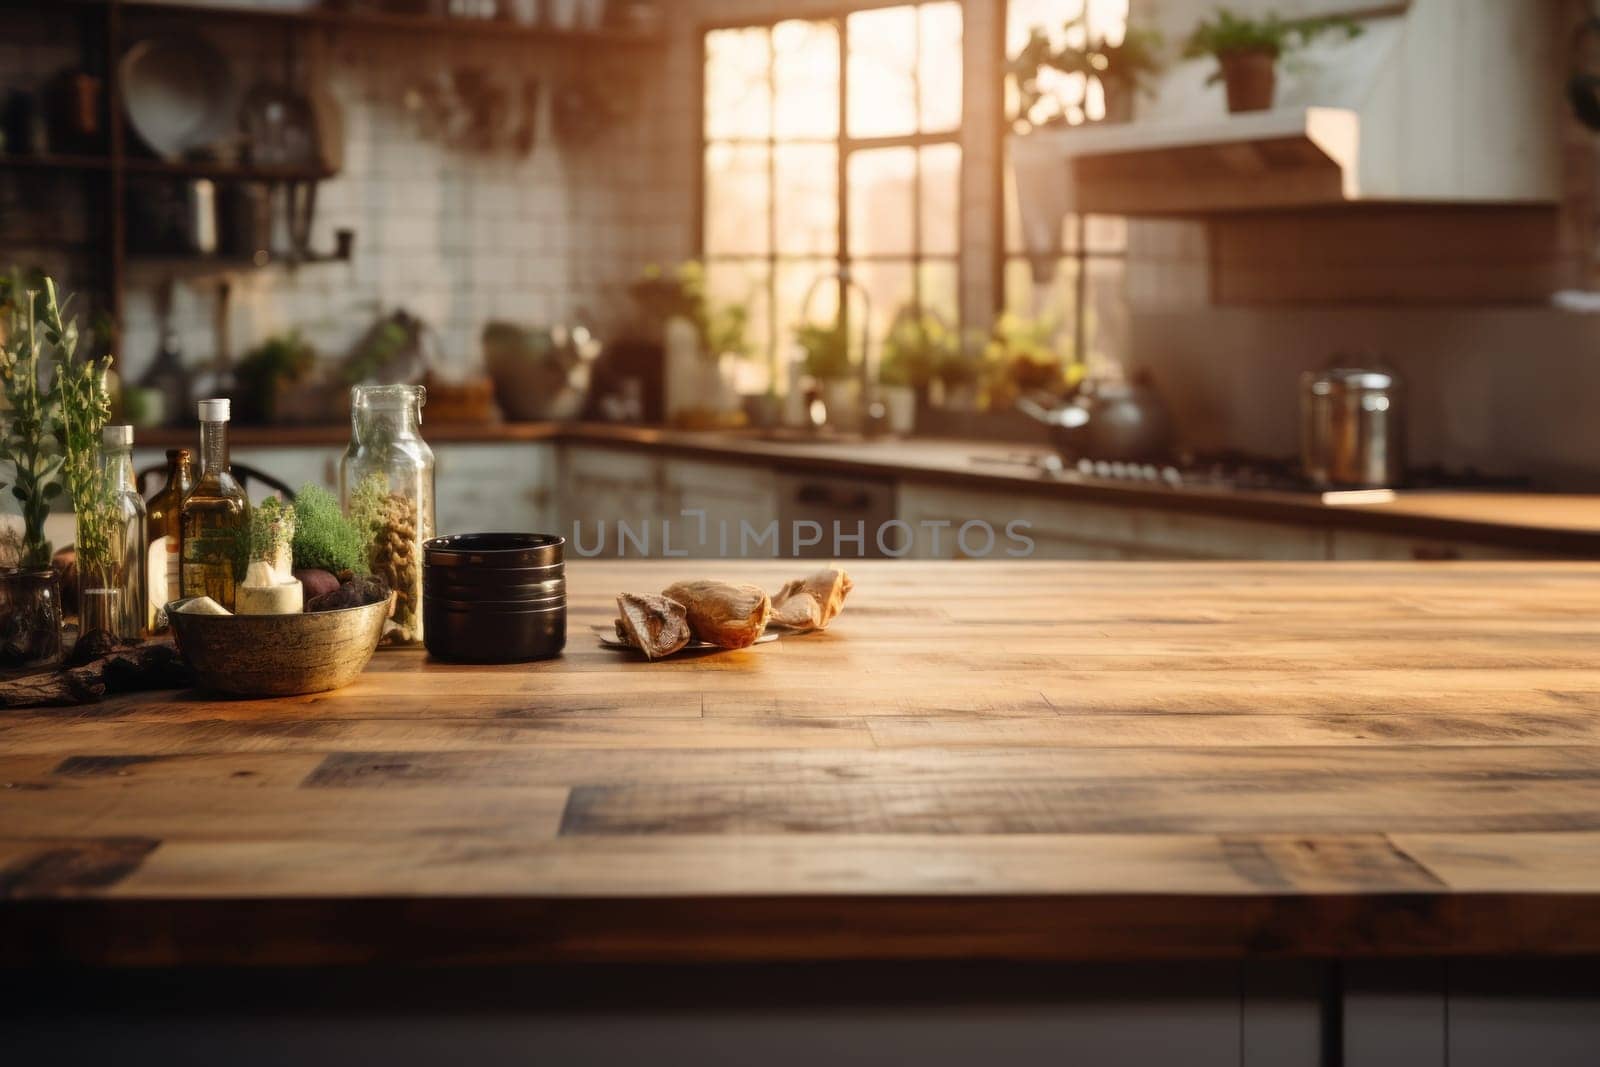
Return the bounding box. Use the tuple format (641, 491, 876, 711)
(5, 560, 1600, 967)
(136, 421, 1600, 555)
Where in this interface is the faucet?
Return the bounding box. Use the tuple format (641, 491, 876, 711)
(795, 267, 889, 437)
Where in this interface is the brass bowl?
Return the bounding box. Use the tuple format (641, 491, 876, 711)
(167, 597, 389, 697)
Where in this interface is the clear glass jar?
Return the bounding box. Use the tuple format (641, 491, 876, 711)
(0, 568, 63, 669)
(340, 384, 434, 646)
(79, 425, 148, 641)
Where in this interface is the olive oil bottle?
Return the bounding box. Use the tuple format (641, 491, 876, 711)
(145, 448, 192, 629)
(180, 399, 249, 610)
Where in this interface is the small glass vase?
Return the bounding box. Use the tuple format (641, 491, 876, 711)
(79, 586, 123, 643)
(77, 428, 149, 642)
(0, 568, 64, 671)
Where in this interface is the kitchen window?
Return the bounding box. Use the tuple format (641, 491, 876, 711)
(700, 3, 964, 391)
(1003, 0, 1129, 377)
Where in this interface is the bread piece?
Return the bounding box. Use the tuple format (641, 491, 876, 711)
(661, 579, 772, 649)
(770, 568, 853, 632)
(615, 592, 692, 660)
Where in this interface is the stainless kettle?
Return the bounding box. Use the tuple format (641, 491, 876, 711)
(1299, 365, 1405, 488)
(1018, 376, 1175, 462)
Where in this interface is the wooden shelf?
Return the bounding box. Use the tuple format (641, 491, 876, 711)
(4, 155, 333, 182)
(127, 249, 351, 273)
(2, 0, 660, 367)
(0, 153, 112, 173)
(117, 1, 663, 45)
(123, 157, 337, 183)
(1010, 108, 1364, 218)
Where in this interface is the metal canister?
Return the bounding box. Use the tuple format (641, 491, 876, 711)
(1299, 365, 1405, 488)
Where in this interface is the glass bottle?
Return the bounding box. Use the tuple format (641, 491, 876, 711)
(340, 384, 434, 646)
(145, 447, 193, 630)
(180, 398, 250, 611)
(137, 326, 191, 429)
(80, 425, 148, 640)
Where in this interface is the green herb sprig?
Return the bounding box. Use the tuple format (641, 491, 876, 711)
(44, 279, 115, 585)
(249, 496, 296, 565)
(0, 271, 66, 570)
(291, 484, 371, 575)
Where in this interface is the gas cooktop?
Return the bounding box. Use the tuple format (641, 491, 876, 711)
(972, 451, 1527, 498)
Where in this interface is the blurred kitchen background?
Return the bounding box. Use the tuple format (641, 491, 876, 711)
(4, 0, 1600, 560)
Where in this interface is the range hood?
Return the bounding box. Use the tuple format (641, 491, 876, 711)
(1011, 0, 1563, 235)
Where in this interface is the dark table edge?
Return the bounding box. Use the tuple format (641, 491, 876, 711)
(4, 892, 1599, 968)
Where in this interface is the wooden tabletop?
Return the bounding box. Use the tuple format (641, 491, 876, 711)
(5, 561, 1600, 967)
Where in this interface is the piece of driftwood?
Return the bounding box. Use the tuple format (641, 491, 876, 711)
(0, 640, 190, 709)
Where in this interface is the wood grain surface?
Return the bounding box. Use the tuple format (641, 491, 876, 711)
(3, 561, 1600, 967)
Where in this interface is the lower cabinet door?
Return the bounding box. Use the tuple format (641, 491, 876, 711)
(434, 442, 558, 536)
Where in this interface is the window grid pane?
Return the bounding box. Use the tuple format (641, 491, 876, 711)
(702, 4, 963, 384)
(1003, 0, 1131, 369)
(846, 6, 919, 140)
(704, 27, 772, 140)
(774, 19, 840, 139)
(703, 143, 771, 257)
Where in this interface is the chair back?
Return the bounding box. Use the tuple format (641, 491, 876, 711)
(136, 462, 297, 502)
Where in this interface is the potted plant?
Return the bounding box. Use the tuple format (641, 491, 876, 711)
(632, 261, 750, 426)
(0, 271, 66, 669)
(879, 305, 955, 435)
(982, 312, 1080, 411)
(1053, 23, 1165, 124)
(1182, 7, 1362, 113)
(795, 319, 855, 422)
(1008, 26, 1070, 131)
(935, 333, 984, 413)
(234, 331, 317, 425)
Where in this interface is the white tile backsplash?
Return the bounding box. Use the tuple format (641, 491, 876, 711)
(78, 26, 686, 384)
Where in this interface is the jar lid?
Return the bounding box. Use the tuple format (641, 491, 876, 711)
(197, 398, 231, 421)
(102, 424, 134, 447)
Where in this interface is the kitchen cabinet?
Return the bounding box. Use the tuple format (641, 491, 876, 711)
(434, 442, 557, 538)
(558, 445, 666, 558)
(662, 458, 779, 559)
(896, 483, 1328, 560)
(557, 448, 780, 559)
(1343, 960, 1600, 1067)
(777, 471, 898, 559)
(125, 432, 1589, 561)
